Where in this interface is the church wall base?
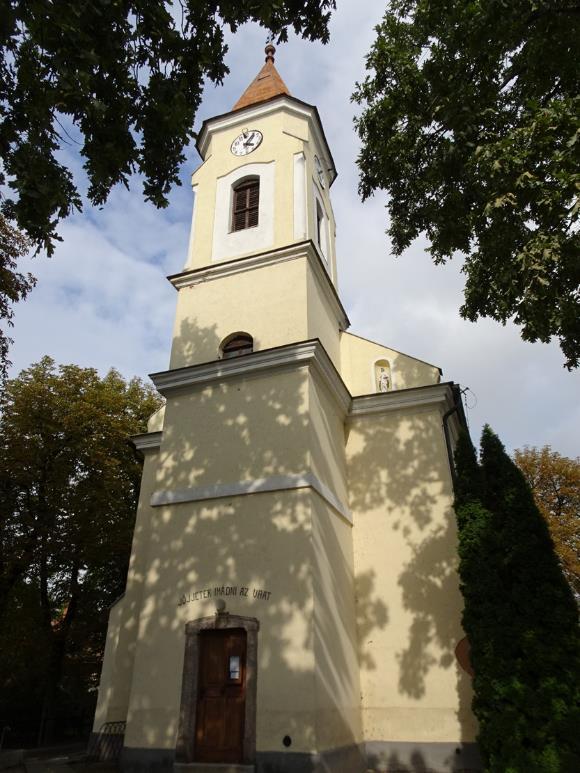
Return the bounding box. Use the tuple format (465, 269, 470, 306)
(364, 740, 483, 772)
(114, 741, 482, 773)
(256, 743, 366, 772)
(120, 747, 175, 773)
(116, 746, 364, 773)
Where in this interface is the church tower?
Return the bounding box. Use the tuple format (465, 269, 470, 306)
(91, 47, 481, 773)
(169, 42, 345, 373)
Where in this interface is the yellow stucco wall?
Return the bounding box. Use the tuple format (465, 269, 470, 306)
(169, 259, 308, 370)
(306, 261, 341, 366)
(169, 254, 342, 372)
(312, 495, 362, 751)
(156, 368, 309, 489)
(93, 446, 161, 729)
(340, 332, 441, 396)
(347, 404, 477, 744)
(121, 489, 315, 753)
(123, 489, 318, 752)
(93, 594, 123, 731)
(147, 404, 165, 433)
(307, 370, 349, 509)
(120, 490, 364, 755)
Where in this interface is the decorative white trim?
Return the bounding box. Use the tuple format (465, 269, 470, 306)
(168, 241, 349, 331)
(131, 431, 163, 451)
(197, 97, 336, 185)
(312, 182, 330, 272)
(293, 152, 307, 241)
(283, 128, 308, 143)
(150, 338, 351, 414)
(212, 162, 275, 262)
(150, 472, 352, 524)
(349, 383, 455, 419)
(184, 184, 198, 269)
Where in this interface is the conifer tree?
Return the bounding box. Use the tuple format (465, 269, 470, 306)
(454, 426, 580, 772)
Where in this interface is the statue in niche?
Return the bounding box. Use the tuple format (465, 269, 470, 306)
(375, 360, 392, 392)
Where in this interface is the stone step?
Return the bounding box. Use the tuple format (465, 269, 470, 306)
(174, 765, 254, 773)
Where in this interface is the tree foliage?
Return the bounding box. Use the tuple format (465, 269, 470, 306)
(454, 426, 580, 772)
(0, 213, 35, 380)
(0, 0, 335, 255)
(0, 357, 162, 742)
(514, 445, 580, 596)
(353, 0, 580, 368)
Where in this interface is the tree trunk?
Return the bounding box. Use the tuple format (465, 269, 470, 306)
(38, 552, 81, 745)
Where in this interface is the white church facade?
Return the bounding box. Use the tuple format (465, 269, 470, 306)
(91, 47, 481, 773)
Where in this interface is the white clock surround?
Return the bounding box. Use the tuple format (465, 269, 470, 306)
(212, 161, 275, 262)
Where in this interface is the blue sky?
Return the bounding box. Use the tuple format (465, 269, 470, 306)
(8, 2, 579, 457)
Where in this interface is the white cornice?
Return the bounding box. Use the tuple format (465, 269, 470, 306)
(149, 339, 351, 414)
(150, 472, 352, 525)
(169, 241, 304, 288)
(168, 241, 349, 332)
(131, 431, 163, 451)
(197, 97, 337, 184)
(148, 341, 458, 421)
(349, 383, 456, 419)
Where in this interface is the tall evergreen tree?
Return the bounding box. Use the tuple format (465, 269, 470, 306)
(454, 426, 580, 772)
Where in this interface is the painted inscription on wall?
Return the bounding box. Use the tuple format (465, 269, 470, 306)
(178, 585, 272, 607)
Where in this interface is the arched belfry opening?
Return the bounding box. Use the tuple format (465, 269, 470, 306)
(220, 332, 254, 359)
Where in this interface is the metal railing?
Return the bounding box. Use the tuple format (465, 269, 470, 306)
(87, 721, 126, 762)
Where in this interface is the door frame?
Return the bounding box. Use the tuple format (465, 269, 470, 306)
(175, 614, 259, 764)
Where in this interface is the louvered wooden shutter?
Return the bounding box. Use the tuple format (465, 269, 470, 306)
(232, 179, 259, 231)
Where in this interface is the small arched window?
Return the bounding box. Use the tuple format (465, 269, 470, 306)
(232, 178, 259, 232)
(221, 333, 254, 359)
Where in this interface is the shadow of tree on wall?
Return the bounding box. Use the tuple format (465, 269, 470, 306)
(355, 571, 389, 671)
(368, 748, 478, 773)
(104, 316, 388, 762)
(346, 358, 475, 747)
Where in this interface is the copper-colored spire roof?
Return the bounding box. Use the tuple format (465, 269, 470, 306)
(232, 44, 290, 111)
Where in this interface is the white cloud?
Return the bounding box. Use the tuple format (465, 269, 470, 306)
(8, 0, 579, 458)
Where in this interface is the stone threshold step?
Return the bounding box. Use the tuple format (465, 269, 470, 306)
(174, 765, 254, 773)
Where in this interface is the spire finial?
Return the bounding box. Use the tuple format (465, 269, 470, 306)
(265, 40, 276, 63)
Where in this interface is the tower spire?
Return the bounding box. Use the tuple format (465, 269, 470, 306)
(232, 43, 290, 111)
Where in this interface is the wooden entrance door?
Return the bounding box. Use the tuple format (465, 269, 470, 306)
(194, 628, 247, 763)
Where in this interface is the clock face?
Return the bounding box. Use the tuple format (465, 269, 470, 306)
(231, 129, 263, 156)
(314, 155, 325, 188)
